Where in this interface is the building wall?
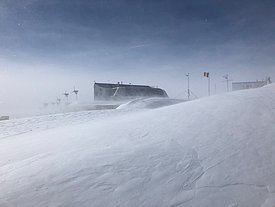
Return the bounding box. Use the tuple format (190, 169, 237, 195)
(94, 84, 116, 100)
(232, 81, 268, 91)
(94, 83, 168, 101)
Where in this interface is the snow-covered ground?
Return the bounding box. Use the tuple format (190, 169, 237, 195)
(117, 97, 184, 109)
(0, 98, 182, 139)
(1, 85, 275, 207)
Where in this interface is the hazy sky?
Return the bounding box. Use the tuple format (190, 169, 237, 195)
(0, 0, 275, 116)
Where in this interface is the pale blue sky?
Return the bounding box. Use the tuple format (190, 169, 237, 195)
(0, 0, 275, 116)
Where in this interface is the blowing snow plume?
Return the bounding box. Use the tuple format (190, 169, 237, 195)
(117, 97, 184, 110)
(1, 84, 275, 207)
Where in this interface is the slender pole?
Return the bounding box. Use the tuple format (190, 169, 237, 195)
(223, 74, 229, 92)
(186, 73, 190, 100)
(208, 76, 210, 96)
(226, 77, 229, 92)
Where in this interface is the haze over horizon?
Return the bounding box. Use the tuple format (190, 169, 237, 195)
(0, 0, 275, 117)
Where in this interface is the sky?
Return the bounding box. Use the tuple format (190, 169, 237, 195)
(0, 0, 275, 117)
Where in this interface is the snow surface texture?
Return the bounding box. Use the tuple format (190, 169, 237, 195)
(0, 98, 180, 139)
(117, 97, 184, 110)
(1, 85, 275, 207)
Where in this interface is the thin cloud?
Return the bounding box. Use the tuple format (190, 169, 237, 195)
(130, 43, 152, 49)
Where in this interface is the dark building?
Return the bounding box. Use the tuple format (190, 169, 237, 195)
(94, 82, 168, 101)
(0, 116, 9, 121)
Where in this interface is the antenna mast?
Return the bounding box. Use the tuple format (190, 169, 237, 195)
(186, 73, 190, 100)
(222, 74, 233, 92)
(63, 91, 69, 102)
(72, 87, 79, 100)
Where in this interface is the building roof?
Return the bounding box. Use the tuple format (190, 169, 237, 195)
(232, 80, 267, 84)
(94, 82, 154, 89)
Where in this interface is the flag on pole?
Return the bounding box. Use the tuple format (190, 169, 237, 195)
(204, 72, 211, 96)
(203, 72, 209, 77)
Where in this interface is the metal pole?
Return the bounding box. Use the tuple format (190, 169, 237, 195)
(208, 76, 210, 96)
(186, 73, 190, 100)
(223, 74, 229, 92)
(227, 78, 229, 92)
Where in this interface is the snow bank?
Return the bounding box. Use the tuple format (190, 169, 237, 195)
(117, 97, 184, 109)
(1, 84, 275, 207)
(39, 102, 121, 118)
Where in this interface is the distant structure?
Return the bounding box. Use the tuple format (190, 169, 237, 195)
(222, 74, 233, 92)
(63, 91, 69, 102)
(0, 116, 9, 121)
(56, 98, 61, 105)
(186, 73, 190, 100)
(94, 82, 168, 101)
(72, 87, 79, 100)
(232, 77, 272, 91)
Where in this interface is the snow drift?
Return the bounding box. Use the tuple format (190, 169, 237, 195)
(1, 84, 275, 207)
(117, 97, 184, 110)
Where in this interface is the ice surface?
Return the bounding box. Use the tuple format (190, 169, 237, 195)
(1, 84, 275, 207)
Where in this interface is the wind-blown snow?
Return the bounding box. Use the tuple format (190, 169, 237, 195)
(1, 85, 275, 207)
(117, 97, 184, 110)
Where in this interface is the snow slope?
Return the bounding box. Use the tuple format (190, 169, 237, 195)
(0, 109, 125, 140)
(1, 85, 275, 207)
(117, 97, 184, 109)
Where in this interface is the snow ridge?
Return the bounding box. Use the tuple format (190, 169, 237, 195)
(1, 84, 275, 207)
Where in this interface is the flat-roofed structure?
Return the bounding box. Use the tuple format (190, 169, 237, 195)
(232, 78, 271, 91)
(94, 82, 168, 101)
(0, 116, 9, 121)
